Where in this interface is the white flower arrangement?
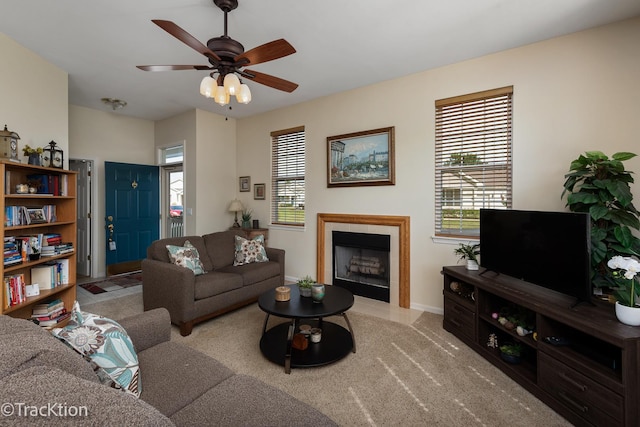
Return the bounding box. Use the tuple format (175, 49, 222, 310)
(607, 255, 640, 307)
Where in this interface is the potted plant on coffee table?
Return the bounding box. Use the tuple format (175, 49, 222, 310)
(607, 255, 640, 326)
(297, 275, 314, 297)
(454, 243, 480, 270)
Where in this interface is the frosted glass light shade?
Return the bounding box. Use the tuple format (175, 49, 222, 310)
(215, 85, 229, 105)
(236, 84, 252, 104)
(223, 73, 241, 95)
(199, 76, 217, 98)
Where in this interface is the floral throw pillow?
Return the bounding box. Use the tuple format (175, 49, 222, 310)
(166, 240, 206, 275)
(233, 234, 269, 266)
(52, 301, 141, 398)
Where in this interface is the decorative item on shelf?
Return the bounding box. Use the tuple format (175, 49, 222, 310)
(15, 184, 28, 194)
(608, 255, 640, 326)
(22, 144, 43, 166)
(292, 333, 308, 351)
(297, 275, 314, 297)
(487, 333, 499, 349)
(310, 328, 322, 343)
(42, 140, 63, 169)
(241, 209, 252, 229)
(453, 243, 480, 270)
(299, 324, 311, 335)
(252, 219, 259, 229)
(563, 151, 640, 292)
(29, 236, 41, 261)
(311, 284, 325, 303)
(28, 186, 37, 194)
(499, 343, 522, 364)
(0, 125, 20, 161)
(274, 286, 291, 302)
(228, 199, 243, 228)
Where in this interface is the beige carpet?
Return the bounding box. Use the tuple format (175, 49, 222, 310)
(83, 293, 571, 427)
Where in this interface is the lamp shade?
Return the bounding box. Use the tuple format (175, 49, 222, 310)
(199, 76, 217, 98)
(215, 85, 229, 106)
(236, 84, 252, 104)
(223, 73, 241, 96)
(228, 199, 244, 212)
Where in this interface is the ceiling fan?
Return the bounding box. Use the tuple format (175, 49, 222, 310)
(137, 0, 298, 105)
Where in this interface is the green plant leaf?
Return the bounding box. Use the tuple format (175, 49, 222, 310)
(613, 226, 634, 248)
(591, 240, 608, 264)
(589, 205, 609, 221)
(584, 151, 608, 160)
(568, 192, 600, 204)
(612, 152, 637, 161)
(605, 180, 633, 206)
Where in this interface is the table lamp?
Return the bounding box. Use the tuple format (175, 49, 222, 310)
(228, 199, 244, 228)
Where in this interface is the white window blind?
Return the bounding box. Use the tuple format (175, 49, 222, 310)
(271, 126, 306, 226)
(435, 86, 513, 238)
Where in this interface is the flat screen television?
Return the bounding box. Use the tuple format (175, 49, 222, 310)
(479, 209, 591, 304)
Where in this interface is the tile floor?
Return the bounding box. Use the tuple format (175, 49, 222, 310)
(77, 277, 423, 326)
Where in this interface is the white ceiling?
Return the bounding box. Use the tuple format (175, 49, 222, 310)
(2, 0, 639, 121)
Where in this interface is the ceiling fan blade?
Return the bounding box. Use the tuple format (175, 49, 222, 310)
(242, 69, 298, 93)
(235, 39, 296, 66)
(137, 65, 213, 71)
(152, 19, 221, 62)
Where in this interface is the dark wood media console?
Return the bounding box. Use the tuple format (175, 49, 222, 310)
(442, 265, 640, 427)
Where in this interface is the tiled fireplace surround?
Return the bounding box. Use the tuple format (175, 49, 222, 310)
(316, 213, 410, 308)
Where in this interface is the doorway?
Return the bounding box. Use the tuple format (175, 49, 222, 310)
(104, 161, 160, 275)
(70, 159, 93, 279)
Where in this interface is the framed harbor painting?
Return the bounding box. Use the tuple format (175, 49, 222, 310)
(327, 126, 395, 187)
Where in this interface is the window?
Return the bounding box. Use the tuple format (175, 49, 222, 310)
(435, 86, 513, 238)
(271, 126, 305, 226)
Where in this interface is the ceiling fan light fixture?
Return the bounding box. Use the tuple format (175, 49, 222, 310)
(223, 73, 241, 95)
(236, 83, 251, 104)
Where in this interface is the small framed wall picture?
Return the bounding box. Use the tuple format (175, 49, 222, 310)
(239, 176, 250, 192)
(254, 183, 265, 200)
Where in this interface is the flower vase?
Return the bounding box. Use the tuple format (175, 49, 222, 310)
(242, 220, 251, 229)
(466, 260, 479, 271)
(299, 286, 311, 297)
(311, 284, 325, 303)
(615, 301, 640, 326)
(28, 153, 41, 166)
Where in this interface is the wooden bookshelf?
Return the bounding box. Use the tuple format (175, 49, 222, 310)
(1, 160, 77, 327)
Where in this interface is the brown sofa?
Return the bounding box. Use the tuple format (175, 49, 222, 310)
(142, 230, 284, 336)
(0, 309, 337, 426)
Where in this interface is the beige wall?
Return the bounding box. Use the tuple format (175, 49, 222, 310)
(236, 17, 640, 312)
(155, 109, 237, 236)
(0, 33, 69, 165)
(69, 105, 155, 277)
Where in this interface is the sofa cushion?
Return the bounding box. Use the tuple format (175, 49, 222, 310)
(52, 302, 141, 398)
(0, 366, 172, 426)
(233, 234, 269, 266)
(166, 240, 206, 275)
(147, 235, 213, 271)
(203, 230, 239, 269)
(169, 374, 338, 426)
(136, 340, 234, 417)
(0, 315, 98, 383)
(194, 271, 244, 300)
(218, 261, 282, 286)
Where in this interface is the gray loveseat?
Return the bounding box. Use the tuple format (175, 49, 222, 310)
(142, 230, 284, 336)
(0, 308, 337, 426)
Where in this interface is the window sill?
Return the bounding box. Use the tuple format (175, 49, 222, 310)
(431, 235, 479, 245)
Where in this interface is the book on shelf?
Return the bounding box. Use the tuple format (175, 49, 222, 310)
(31, 307, 66, 321)
(3, 273, 26, 307)
(31, 298, 64, 315)
(33, 311, 71, 328)
(30, 259, 69, 289)
(26, 174, 66, 196)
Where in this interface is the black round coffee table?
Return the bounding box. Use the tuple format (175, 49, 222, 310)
(258, 285, 356, 374)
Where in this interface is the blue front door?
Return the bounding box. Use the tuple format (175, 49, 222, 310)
(105, 162, 160, 267)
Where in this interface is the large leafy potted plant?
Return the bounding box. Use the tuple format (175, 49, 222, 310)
(562, 151, 640, 291)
